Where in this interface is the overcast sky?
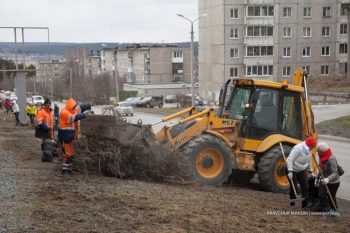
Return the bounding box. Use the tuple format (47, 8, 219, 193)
(0, 0, 198, 43)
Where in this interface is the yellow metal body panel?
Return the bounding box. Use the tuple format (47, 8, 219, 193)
(236, 152, 255, 171)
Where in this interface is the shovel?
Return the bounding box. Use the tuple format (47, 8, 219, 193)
(279, 143, 305, 203)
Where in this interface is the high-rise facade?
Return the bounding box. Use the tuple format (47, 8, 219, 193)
(199, 0, 350, 100)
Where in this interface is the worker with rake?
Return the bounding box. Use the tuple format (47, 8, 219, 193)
(315, 142, 341, 214)
(287, 136, 316, 209)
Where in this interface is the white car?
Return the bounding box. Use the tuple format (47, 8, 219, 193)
(26, 97, 33, 104)
(32, 95, 45, 106)
(114, 102, 134, 116)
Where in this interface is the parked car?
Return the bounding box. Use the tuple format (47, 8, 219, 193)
(128, 97, 143, 106)
(26, 97, 33, 104)
(180, 95, 203, 107)
(135, 96, 163, 108)
(32, 95, 45, 106)
(114, 102, 134, 116)
(165, 95, 177, 104)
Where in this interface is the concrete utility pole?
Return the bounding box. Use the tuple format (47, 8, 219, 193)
(177, 13, 206, 106)
(69, 67, 73, 98)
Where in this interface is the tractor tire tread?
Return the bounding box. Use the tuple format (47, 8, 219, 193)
(182, 134, 232, 186)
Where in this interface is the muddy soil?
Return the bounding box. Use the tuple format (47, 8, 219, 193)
(0, 112, 349, 233)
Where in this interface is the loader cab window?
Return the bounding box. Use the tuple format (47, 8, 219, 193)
(281, 92, 302, 139)
(225, 87, 252, 119)
(252, 89, 279, 131)
(242, 88, 280, 139)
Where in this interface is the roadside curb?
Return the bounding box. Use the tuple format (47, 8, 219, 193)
(318, 134, 350, 143)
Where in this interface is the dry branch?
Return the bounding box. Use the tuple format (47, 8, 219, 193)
(74, 136, 191, 184)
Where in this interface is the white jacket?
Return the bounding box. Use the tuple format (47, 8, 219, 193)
(287, 142, 313, 172)
(12, 102, 19, 113)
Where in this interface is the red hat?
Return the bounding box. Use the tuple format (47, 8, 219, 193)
(305, 136, 316, 148)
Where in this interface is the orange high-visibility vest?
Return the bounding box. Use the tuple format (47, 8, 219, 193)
(36, 107, 54, 139)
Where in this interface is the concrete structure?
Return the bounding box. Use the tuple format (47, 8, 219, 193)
(102, 45, 192, 85)
(123, 83, 197, 97)
(199, 0, 350, 101)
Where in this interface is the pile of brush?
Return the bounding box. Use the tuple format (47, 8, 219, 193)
(74, 136, 191, 184)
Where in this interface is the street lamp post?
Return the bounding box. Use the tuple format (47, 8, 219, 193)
(113, 51, 119, 102)
(177, 13, 206, 106)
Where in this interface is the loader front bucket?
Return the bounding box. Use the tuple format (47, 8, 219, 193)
(80, 114, 156, 146)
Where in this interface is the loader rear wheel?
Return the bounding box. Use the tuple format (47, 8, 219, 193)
(182, 134, 233, 186)
(258, 145, 291, 193)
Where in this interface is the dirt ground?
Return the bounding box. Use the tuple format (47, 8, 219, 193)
(308, 76, 350, 93)
(0, 112, 349, 233)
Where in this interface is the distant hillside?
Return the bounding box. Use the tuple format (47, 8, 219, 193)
(0, 42, 197, 57)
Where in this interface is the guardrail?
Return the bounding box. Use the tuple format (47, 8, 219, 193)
(310, 91, 350, 104)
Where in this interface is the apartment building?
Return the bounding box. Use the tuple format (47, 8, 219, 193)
(199, 0, 350, 101)
(36, 60, 65, 83)
(101, 45, 192, 85)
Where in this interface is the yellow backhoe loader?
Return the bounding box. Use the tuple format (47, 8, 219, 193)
(82, 68, 318, 193)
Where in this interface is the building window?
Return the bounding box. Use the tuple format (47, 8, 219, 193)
(339, 62, 348, 74)
(341, 4, 350, 15)
(231, 8, 239, 18)
(321, 46, 330, 56)
(230, 48, 239, 58)
(246, 26, 273, 37)
(282, 67, 291, 77)
(246, 65, 273, 76)
(173, 50, 183, 58)
(230, 28, 239, 39)
(303, 7, 312, 17)
(302, 47, 311, 57)
(283, 7, 292, 17)
(340, 24, 347, 34)
(321, 65, 329, 75)
(247, 6, 274, 17)
(303, 66, 311, 75)
(322, 26, 330, 37)
(340, 43, 348, 54)
(230, 68, 238, 77)
(303, 27, 312, 37)
(246, 46, 273, 56)
(283, 27, 292, 37)
(283, 47, 291, 57)
(323, 7, 331, 17)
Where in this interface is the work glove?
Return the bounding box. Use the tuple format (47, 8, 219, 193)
(288, 172, 293, 180)
(321, 178, 329, 185)
(309, 171, 315, 178)
(314, 178, 320, 187)
(84, 110, 94, 116)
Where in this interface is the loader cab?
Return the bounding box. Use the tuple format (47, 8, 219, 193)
(219, 79, 303, 141)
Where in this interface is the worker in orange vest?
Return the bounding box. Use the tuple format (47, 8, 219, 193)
(35, 98, 54, 162)
(58, 98, 92, 175)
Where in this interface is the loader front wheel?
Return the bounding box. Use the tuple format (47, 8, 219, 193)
(258, 145, 291, 193)
(182, 134, 233, 186)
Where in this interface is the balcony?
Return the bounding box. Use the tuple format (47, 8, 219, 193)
(243, 56, 273, 66)
(245, 17, 274, 26)
(245, 0, 274, 4)
(244, 37, 273, 45)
